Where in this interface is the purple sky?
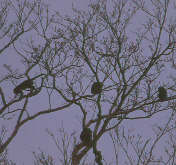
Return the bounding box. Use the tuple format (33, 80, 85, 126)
(0, 0, 175, 164)
(4, 0, 90, 164)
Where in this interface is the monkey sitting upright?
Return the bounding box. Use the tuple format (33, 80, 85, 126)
(80, 127, 92, 146)
(91, 82, 103, 95)
(158, 86, 167, 101)
(13, 79, 35, 96)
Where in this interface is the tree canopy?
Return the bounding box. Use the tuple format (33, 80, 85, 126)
(0, 0, 176, 164)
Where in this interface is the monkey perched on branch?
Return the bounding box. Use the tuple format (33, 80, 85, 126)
(80, 127, 92, 146)
(91, 82, 103, 95)
(13, 74, 44, 97)
(158, 87, 167, 101)
(13, 79, 34, 95)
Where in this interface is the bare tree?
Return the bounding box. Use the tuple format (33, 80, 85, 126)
(0, 0, 76, 154)
(109, 109, 176, 165)
(1, 0, 176, 164)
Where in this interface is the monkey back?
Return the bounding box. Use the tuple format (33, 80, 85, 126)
(13, 79, 34, 95)
(91, 82, 103, 94)
(158, 87, 167, 101)
(80, 127, 92, 146)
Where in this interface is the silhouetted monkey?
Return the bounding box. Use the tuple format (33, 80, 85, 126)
(13, 74, 44, 96)
(80, 127, 92, 146)
(13, 79, 34, 95)
(158, 87, 167, 101)
(91, 82, 103, 94)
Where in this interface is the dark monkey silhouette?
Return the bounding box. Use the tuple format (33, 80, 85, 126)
(91, 82, 103, 95)
(13, 79, 34, 95)
(80, 127, 92, 146)
(13, 74, 44, 96)
(158, 87, 167, 101)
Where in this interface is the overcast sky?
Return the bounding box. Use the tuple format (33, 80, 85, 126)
(0, 0, 174, 164)
(7, 0, 91, 164)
